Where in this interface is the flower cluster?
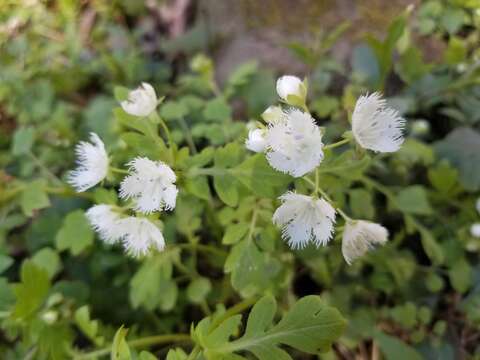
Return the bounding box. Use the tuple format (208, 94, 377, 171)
(246, 75, 405, 264)
(68, 83, 176, 257)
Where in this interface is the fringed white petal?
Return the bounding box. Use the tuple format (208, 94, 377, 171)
(120, 217, 165, 257)
(85, 205, 123, 244)
(120, 82, 158, 117)
(352, 93, 405, 153)
(119, 157, 177, 214)
(342, 220, 388, 265)
(264, 109, 324, 177)
(273, 192, 336, 249)
(68, 133, 109, 192)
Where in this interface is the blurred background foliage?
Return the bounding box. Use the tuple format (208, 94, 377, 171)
(1, 0, 480, 359)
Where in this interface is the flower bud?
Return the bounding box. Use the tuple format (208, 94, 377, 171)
(261, 105, 283, 123)
(276, 75, 306, 106)
(471, 223, 480, 238)
(120, 82, 158, 117)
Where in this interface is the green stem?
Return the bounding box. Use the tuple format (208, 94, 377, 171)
(110, 167, 129, 174)
(149, 112, 175, 164)
(73, 334, 191, 359)
(179, 117, 197, 154)
(177, 243, 228, 259)
(28, 151, 63, 186)
(303, 176, 352, 221)
(209, 297, 258, 331)
(323, 138, 350, 150)
(45, 187, 93, 200)
(247, 208, 259, 244)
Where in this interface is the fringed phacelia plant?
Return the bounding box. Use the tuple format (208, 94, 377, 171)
(63, 73, 406, 358)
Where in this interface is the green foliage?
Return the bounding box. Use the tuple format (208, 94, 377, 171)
(193, 295, 346, 359)
(1, 1, 480, 359)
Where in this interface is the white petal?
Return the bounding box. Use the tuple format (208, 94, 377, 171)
(120, 217, 165, 257)
(276, 75, 303, 101)
(120, 82, 158, 117)
(86, 204, 123, 244)
(119, 157, 178, 214)
(342, 220, 388, 265)
(273, 192, 336, 249)
(264, 109, 323, 177)
(245, 129, 267, 153)
(352, 93, 405, 153)
(68, 133, 109, 192)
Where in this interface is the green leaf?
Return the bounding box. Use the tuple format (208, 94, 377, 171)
(374, 331, 422, 360)
(444, 36, 467, 65)
(419, 228, 444, 265)
(20, 179, 50, 216)
(222, 223, 249, 245)
(187, 277, 212, 304)
(31, 248, 61, 279)
(203, 97, 232, 122)
(0, 278, 15, 311)
(224, 241, 280, 298)
(12, 126, 35, 156)
(139, 351, 158, 360)
(202, 295, 346, 359)
(185, 176, 211, 201)
(13, 260, 50, 319)
(349, 189, 375, 220)
(166, 348, 188, 360)
(0, 254, 13, 274)
(130, 251, 179, 311)
(113, 86, 130, 102)
(75, 305, 105, 346)
(428, 161, 458, 194)
(160, 100, 189, 120)
(111, 325, 131, 360)
(436, 127, 480, 191)
(233, 154, 291, 198)
(56, 210, 94, 255)
(448, 259, 472, 293)
(38, 322, 73, 360)
(395, 186, 432, 215)
(214, 174, 239, 207)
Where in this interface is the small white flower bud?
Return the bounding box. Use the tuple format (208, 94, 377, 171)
(276, 75, 304, 101)
(42, 311, 58, 324)
(120, 82, 158, 117)
(471, 223, 480, 238)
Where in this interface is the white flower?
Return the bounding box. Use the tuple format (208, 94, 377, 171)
(341, 220, 388, 265)
(276, 75, 304, 101)
(352, 92, 405, 153)
(471, 223, 480, 238)
(245, 128, 266, 153)
(86, 205, 123, 244)
(273, 192, 336, 249)
(119, 217, 165, 257)
(264, 109, 324, 177)
(119, 157, 178, 214)
(68, 133, 109, 192)
(120, 82, 158, 117)
(261, 105, 283, 123)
